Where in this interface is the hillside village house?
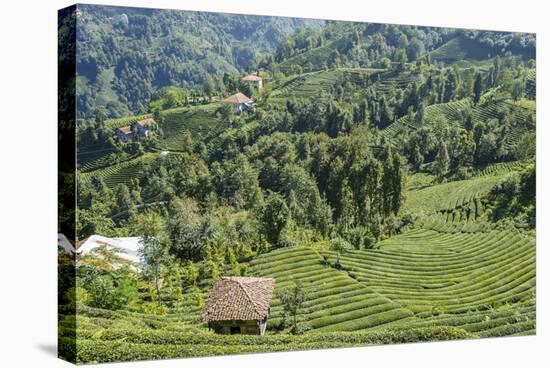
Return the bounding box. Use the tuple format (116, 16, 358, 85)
(115, 117, 157, 141)
(223, 92, 255, 114)
(133, 118, 156, 138)
(241, 74, 263, 89)
(115, 125, 134, 142)
(201, 277, 275, 335)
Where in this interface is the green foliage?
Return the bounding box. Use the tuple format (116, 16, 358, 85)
(81, 271, 139, 310)
(150, 87, 188, 110)
(435, 142, 450, 179)
(514, 132, 535, 161)
(487, 164, 535, 229)
(277, 281, 307, 334)
(184, 260, 199, 287)
(261, 192, 290, 247)
(329, 237, 353, 254)
(61, 325, 477, 364)
(166, 197, 204, 261)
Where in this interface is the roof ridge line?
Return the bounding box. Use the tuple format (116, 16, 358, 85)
(234, 279, 263, 318)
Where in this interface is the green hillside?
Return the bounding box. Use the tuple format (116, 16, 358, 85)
(79, 152, 158, 188)
(383, 97, 535, 152)
(429, 36, 493, 64)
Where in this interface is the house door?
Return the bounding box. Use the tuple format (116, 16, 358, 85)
(230, 326, 240, 334)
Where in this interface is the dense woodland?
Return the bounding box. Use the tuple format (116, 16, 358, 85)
(59, 6, 536, 364)
(74, 5, 534, 120)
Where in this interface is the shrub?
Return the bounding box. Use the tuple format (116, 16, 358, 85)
(68, 327, 477, 364)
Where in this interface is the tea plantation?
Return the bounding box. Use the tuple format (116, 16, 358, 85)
(66, 14, 536, 364)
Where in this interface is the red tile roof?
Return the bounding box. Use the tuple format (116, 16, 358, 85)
(223, 92, 252, 105)
(117, 126, 133, 134)
(201, 277, 275, 322)
(135, 118, 156, 127)
(242, 75, 262, 82)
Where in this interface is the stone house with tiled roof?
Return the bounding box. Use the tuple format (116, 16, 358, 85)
(115, 125, 134, 142)
(114, 118, 157, 142)
(201, 277, 275, 335)
(133, 118, 156, 138)
(242, 74, 263, 89)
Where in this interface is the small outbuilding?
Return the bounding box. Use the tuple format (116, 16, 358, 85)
(201, 276, 275, 335)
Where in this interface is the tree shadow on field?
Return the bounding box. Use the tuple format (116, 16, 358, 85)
(36, 343, 57, 357)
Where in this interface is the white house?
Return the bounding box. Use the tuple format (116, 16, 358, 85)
(241, 74, 263, 89)
(114, 118, 156, 142)
(223, 92, 255, 114)
(133, 118, 156, 138)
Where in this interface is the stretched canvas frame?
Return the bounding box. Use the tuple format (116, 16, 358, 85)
(58, 3, 536, 364)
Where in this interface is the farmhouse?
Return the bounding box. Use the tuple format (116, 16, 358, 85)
(133, 118, 156, 138)
(223, 92, 255, 114)
(241, 74, 263, 89)
(114, 118, 157, 141)
(201, 277, 275, 335)
(115, 125, 134, 142)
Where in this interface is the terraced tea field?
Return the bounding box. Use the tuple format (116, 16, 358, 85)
(277, 36, 354, 73)
(61, 303, 473, 364)
(79, 152, 158, 188)
(78, 151, 142, 173)
(428, 36, 492, 64)
(63, 225, 534, 364)
(250, 247, 414, 332)
(346, 229, 534, 314)
(105, 113, 153, 129)
(271, 70, 345, 100)
(402, 169, 520, 233)
(159, 106, 223, 151)
(382, 97, 535, 151)
(403, 173, 508, 216)
(246, 228, 534, 336)
(371, 70, 423, 94)
(474, 161, 529, 177)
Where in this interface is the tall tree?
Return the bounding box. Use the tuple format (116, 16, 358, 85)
(390, 153, 403, 215)
(113, 183, 135, 220)
(435, 142, 450, 179)
(276, 281, 306, 334)
(137, 212, 170, 307)
(261, 192, 290, 246)
(202, 76, 216, 102)
(473, 72, 483, 104)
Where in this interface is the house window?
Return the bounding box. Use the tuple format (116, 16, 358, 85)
(230, 326, 241, 334)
